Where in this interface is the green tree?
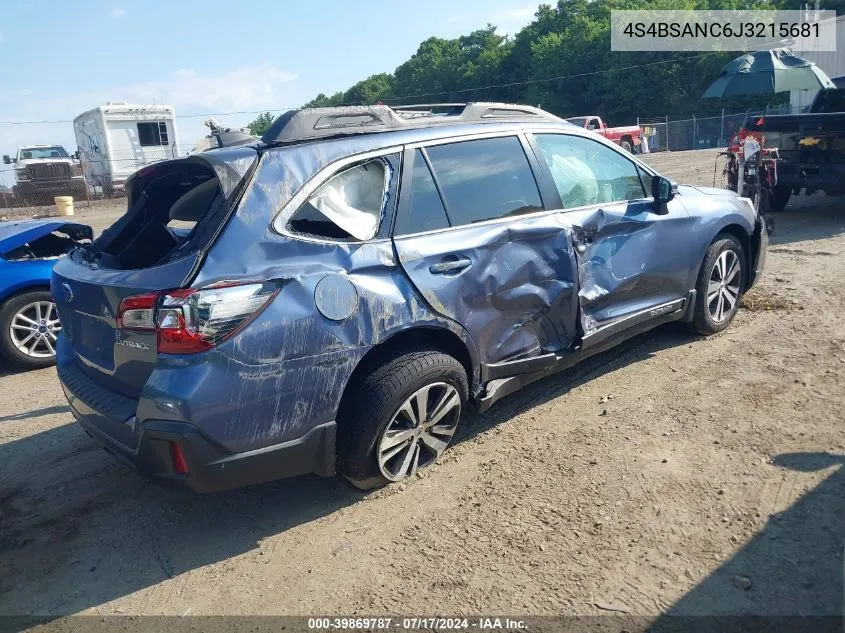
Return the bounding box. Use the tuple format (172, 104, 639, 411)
(248, 112, 277, 136)
(301, 0, 789, 123)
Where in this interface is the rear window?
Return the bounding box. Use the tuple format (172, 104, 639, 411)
(394, 150, 450, 235)
(138, 121, 169, 147)
(813, 88, 845, 113)
(423, 136, 543, 227)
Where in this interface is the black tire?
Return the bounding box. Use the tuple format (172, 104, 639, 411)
(620, 138, 633, 153)
(756, 189, 775, 235)
(770, 185, 791, 212)
(0, 290, 58, 369)
(338, 349, 469, 490)
(689, 235, 745, 335)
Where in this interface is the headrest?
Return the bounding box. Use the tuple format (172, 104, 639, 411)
(169, 178, 219, 222)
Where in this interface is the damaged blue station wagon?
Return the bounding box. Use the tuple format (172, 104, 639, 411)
(53, 103, 767, 492)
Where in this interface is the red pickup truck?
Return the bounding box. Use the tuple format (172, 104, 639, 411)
(566, 115, 643, 153)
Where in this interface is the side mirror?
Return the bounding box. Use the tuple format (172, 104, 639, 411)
(2, 155, 11, 165)
(72, 150, 80, 160)
(651, 175, 676, 214)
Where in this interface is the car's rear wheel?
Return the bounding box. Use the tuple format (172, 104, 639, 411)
(620, 138, 633, 153)
(689, 235, 745, 335)
(339, 349, 468, 490)
(0, 290, 61, 369)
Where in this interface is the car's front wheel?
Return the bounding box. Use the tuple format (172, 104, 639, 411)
(689, 235, 745, 335)
(339, 349, 468, 490)
(0, 290, 61, 369)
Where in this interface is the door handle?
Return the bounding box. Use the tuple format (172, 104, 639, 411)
(429, 256, 472, 275)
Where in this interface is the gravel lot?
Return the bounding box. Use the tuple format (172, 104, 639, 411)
(1, 149, 843, 620)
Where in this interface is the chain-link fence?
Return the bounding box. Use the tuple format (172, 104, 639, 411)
(639, 104, 799, 153)
(0, 142, 194, 217)
(638, 117, 669, 153)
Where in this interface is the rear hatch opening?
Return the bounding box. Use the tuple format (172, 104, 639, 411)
(52, 150, 256, 399)
(75, 159, 227, 271)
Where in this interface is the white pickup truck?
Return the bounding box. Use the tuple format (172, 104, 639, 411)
(3, 145, 87, 204)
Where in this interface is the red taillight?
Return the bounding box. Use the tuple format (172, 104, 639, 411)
(156, 283, 278, 354)
(157, 298, 215, 354)
(170, 442, 189, 474)
(116, 292, 158, 331)
(116, 282, 277, 354)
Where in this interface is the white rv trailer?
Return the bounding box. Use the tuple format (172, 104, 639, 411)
(73, 102, 179, 196)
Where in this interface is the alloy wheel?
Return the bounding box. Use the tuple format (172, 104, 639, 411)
(707, 250, 741, 323)
(10, 301, 61, 358)
(377, 382, 461, 482)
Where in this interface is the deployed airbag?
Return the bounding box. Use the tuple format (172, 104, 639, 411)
(546, 154, 600, 208)
(308, 160, 388, 241)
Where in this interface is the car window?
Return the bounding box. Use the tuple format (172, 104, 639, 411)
(588, 118, 600, 130)
(813, 88, 845, 113)
(289, 157, 393, 241)
(395, 150, 450, 235)
(424, 136, 543, 227)
(534, 134, 646, 208)
(637, 165, 651, 195)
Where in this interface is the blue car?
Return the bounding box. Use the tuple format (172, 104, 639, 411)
(52, 103, 767, 492)
(0, 219, 92, 368)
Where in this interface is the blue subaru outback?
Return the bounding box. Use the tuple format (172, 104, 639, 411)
(53, 103, 767, 492)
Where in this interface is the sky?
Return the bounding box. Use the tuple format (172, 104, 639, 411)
(0, 0, 538, 187)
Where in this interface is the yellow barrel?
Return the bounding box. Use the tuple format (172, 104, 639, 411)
(54, 196, 74, 216)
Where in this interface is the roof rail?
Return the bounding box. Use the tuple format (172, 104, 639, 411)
(260, 102, 561, 144)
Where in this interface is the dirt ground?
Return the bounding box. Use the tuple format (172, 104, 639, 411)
(0, 149, 844, 621)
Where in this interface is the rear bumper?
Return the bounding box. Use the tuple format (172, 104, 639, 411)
(57, 351, 337, 493)
(776, 162, 845, 191)
(75, 413, 336, 493)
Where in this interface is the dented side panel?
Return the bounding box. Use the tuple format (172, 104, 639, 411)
(394, 214, 580, 364)
(157, 237, 473, 451)
(146, 144, 477, 451)
(558, 199, 694, 335)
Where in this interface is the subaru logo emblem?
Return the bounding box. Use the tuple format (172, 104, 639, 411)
(61, 282, 73, 303)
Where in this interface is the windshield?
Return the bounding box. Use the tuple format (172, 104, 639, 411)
(18, 146, 69, 160)
(566, 117, 588, 128)
(813, 89, 845, 114)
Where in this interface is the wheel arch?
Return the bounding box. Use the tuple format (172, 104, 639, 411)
(714, 223, 753, 291)
(336, 325, 476, 426)
(0, 281, 52, 306)
(688, 221, 753, 297)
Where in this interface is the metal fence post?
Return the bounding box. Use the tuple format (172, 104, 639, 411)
(692, 114, 698, 149)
